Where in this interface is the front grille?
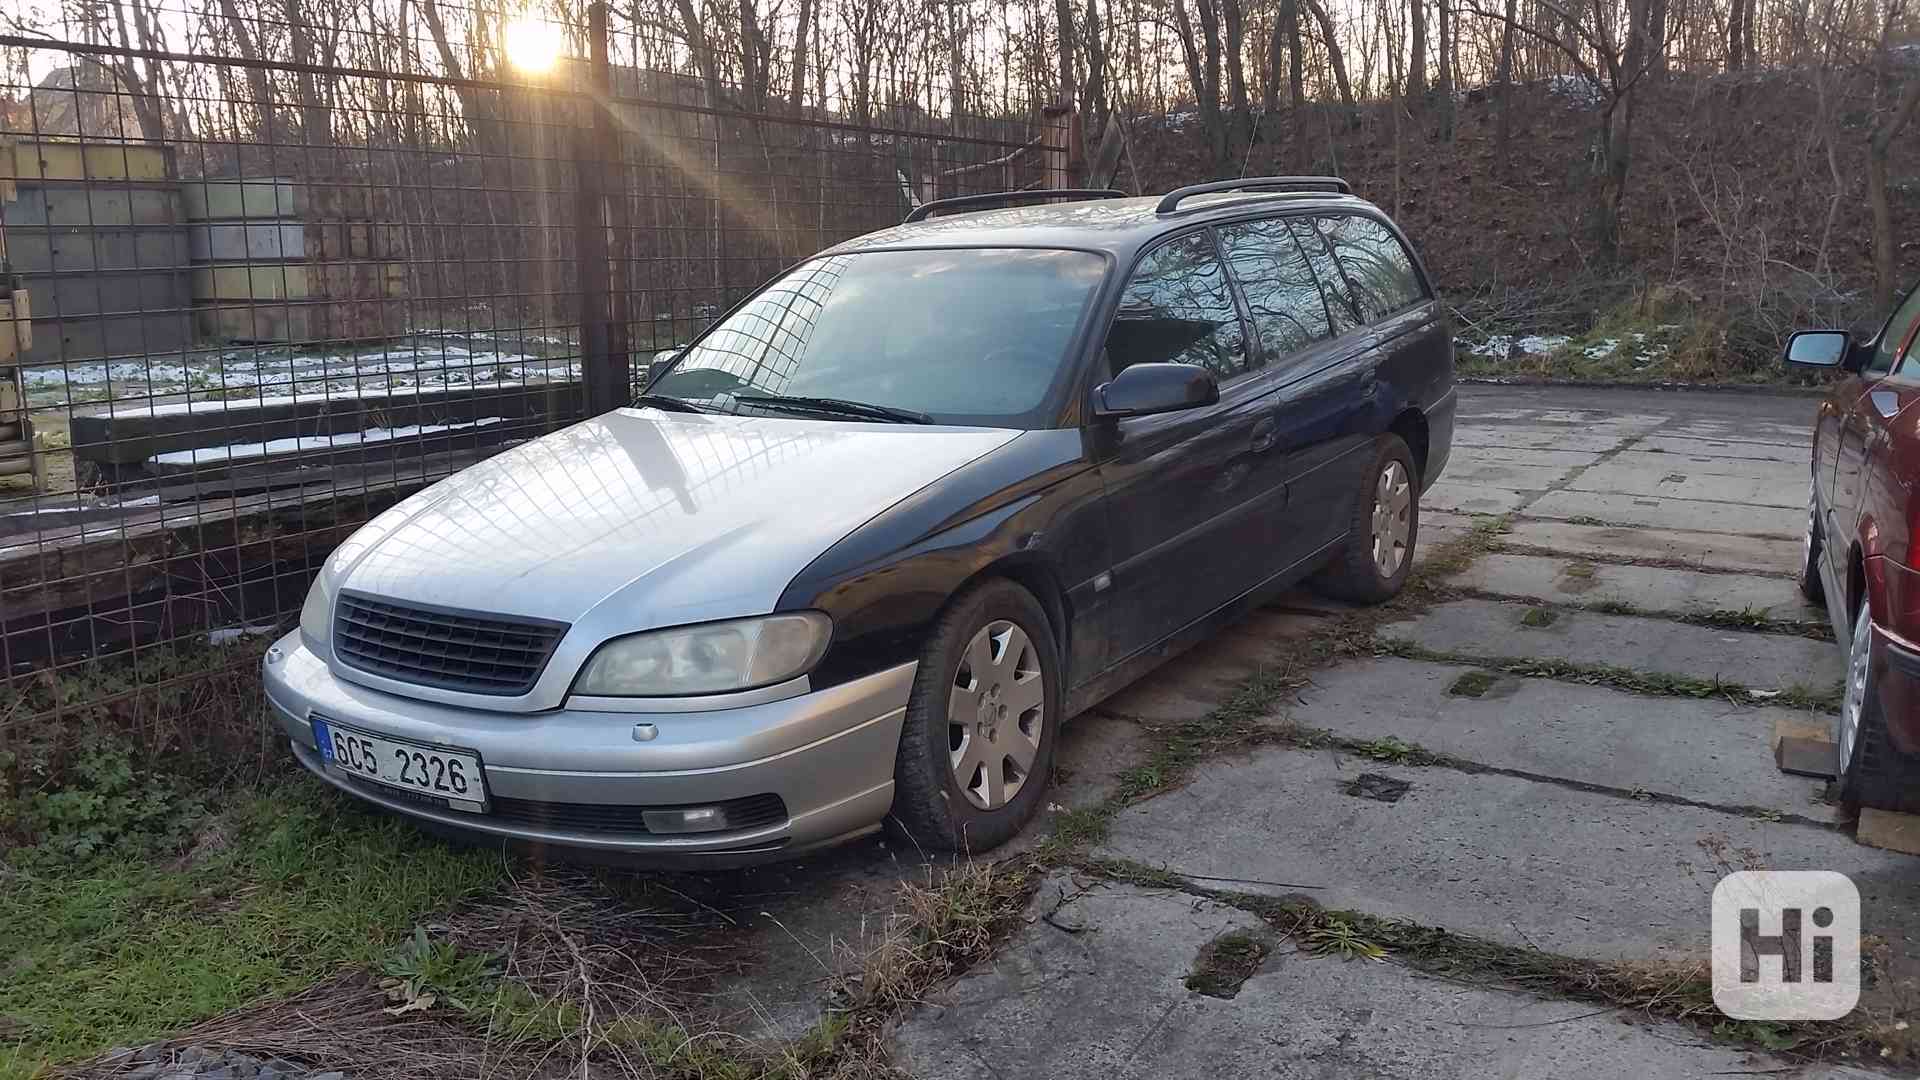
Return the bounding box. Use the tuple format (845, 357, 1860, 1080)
(334, 592, 568, 695)
(488, 793, 789, 835)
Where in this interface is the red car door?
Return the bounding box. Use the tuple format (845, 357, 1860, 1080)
(1831, 285, 1920, 572)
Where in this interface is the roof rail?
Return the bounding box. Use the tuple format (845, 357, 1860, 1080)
(1154, 176, 1352, 215)
(903, 188, 1128, 224)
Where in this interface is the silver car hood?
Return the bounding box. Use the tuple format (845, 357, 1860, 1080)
(330, 408, 1021, 628)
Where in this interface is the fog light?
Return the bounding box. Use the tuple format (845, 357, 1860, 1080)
(642, 805, 729, 834)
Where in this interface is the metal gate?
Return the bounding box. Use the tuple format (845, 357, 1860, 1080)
(0, 1, 1062, 749)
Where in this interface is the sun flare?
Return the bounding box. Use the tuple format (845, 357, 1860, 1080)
(503, 15, 565, 74)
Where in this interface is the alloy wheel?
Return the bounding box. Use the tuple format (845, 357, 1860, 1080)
(947, 619, 1045, 811)
(1371, 460, 1413, 577)
(1803, 482, 1818, 571)
(1840, 603, 1871, 775)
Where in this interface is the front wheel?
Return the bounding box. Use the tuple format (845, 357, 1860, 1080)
(1311, 433, 1419, 604)
(889, 579, 1062, 853)
(1799, 478, 1825, 604)
(1837, 601, 1920, 815)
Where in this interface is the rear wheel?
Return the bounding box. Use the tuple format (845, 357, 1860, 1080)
(1837, 601, 1920, 815)
(1799, 478, 1825, 604)
(1311, 433, 1419, 604)
(890, 579, 1061, 853)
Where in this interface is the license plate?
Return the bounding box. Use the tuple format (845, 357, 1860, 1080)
(312, 715, 487, 812)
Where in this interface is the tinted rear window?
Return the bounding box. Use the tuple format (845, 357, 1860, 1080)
(1317, 215, 1427, 322)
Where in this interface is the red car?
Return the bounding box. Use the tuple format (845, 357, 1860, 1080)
(1788, 286, 1920, 814)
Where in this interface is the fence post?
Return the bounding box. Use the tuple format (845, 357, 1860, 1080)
(575, 1, 628, 415)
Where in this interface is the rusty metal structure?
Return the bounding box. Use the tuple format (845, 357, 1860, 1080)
(0, 1, 1069, 737)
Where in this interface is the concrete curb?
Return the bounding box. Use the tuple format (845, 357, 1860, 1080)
(1458, 375, 1827, 399)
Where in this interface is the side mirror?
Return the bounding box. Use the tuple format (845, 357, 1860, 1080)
(1784, 330, 1851, 370)
(1094, 362, 1220, 418)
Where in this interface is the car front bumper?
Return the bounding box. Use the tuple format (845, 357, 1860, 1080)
(262, 630, 914, 865)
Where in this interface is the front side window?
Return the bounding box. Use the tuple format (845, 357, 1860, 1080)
(1217, 218, 1333, 363)
(1106, 231, 1251, 384)
(1316, 214, 1428, 322)
(649, 247, 1106, 425)
(1872, 282, 1920, 376)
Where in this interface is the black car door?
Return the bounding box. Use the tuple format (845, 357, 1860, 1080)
(1214, 216, 1347, 574)
(1095, 229, 1276, 663)
(1314, 211, 1450, 470)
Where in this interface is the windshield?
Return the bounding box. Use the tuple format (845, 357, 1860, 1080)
(648, 247, 1107, 426)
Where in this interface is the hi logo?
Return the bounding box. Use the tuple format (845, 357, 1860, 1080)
(1712, 871, 1860, 1020)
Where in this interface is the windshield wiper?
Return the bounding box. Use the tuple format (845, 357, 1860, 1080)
(631, 393, 713, 414)
(733, 394, 934, 425)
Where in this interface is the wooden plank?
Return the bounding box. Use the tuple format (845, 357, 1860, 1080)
(1858, 808, 1920, 856)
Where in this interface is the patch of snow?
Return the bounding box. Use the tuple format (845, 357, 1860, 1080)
(150, 417, 505, 467)
(116, 495, 163, 507)
(1515, 334, 1571, 355)
(24, 342, 581, 410)
(1583, 339, 1619, 359)
(1539, 73, 1605, 109)
(208, 624, 279, 645)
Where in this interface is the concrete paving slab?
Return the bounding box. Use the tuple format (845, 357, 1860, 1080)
(1414, 509, 1474, 565)
(1289, 658, 1835, 819)
(1433, 458, 1570, 490)
(1441, 446, 1605, 471)
(1452, 427, 1627, 453)
(1099, 745, 1920, 970)
(1100, 607, 1332, 723)
(1609, 448, 1807, 483)
(1501, 520, 1799, 575)
(1567, 460, 1801, 508)
(1452, 552, 1813, 616)
(1528, 490, 1803, 537)
(1382, 598, 1841, 691)
(1425, 481, 1531, 515)
(1655, 418, 1815, 447)
(1637, 434, 1810, 463)
(891, 877, 1874, 1080)
(704, 696, 1157, 1040)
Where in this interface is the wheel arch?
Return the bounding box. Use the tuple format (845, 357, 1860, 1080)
(951, 553, 1072, 677)
(1388, 407, 1430, 481)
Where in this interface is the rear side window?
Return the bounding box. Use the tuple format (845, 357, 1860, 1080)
(1316, 214, 1428, 322)
(1106, 231, 1252, 384)
(1285, 218, 1363, 336)
(1217, 219, 1332, 362)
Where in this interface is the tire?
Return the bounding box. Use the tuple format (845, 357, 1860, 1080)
(1837, 601, 1920, 815)
(889, 578, 1062, 854)
(1799, 477, 1825, 604)
(1310, 433, 1420, 604)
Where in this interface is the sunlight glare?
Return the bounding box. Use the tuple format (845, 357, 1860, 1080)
(503, 16, 565, 74)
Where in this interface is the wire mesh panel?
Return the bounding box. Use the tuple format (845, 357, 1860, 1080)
(0, 0, 1061, 765)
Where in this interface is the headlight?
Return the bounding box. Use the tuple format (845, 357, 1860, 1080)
(298, 576, 333, 647)
(573, 612, 832, 697)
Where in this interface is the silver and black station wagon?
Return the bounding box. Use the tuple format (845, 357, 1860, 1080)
(263, 177, 1456, 864)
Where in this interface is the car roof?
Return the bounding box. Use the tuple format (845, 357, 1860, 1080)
(821, 191, 1384, 261)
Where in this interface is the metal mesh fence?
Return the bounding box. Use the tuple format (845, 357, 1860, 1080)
(0, 0, 1059, 747)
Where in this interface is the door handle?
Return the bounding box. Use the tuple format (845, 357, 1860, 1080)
(1250, 416, 1279, 454)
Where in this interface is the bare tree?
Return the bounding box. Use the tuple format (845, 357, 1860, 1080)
(1867, 0, 1920, 307)
(1407, 0, 1427, 97)
(1171, 0, 1228, 170)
